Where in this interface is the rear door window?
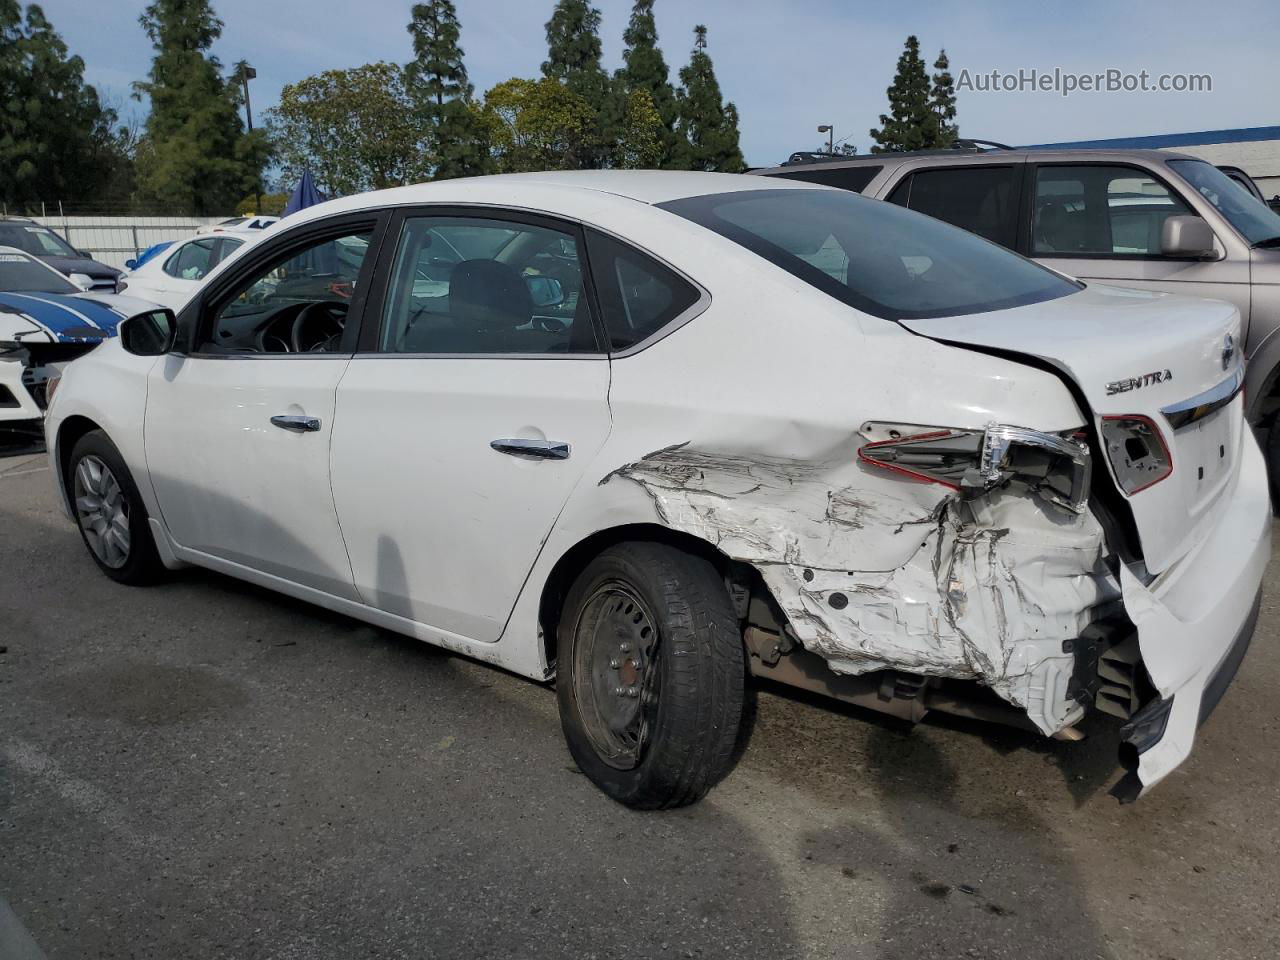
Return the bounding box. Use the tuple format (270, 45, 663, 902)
(164, 239, 218, 280)
(377, 215, 595, 355)
(887, 166, 1021, 248)
(1032, 164, 1191, 256)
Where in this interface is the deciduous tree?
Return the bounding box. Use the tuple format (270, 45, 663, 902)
(267, 62, 429, 196)
(0, 1, 132, 209)
(615, 88, 662, 169)
(480, 76, 595, 173)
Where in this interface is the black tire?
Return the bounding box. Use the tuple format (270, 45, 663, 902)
(66, 429, 165, 585)
(556, 541, 746, 809)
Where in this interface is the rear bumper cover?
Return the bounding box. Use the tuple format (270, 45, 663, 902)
(1113, 432, 1271, 800)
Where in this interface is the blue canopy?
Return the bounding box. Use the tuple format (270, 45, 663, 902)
(282, 170, 327, 217)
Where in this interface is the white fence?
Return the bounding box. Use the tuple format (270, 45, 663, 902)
(49, 216, 229, 269)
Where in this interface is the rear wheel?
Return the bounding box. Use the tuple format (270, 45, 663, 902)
(556, 542, 746, 809)
(67, 430, 164, 585)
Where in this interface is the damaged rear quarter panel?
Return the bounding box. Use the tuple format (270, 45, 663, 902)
(511, 261, 1119, 733)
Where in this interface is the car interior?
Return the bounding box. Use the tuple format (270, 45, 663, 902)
(203, 232, 371, 354)
(379, 218, 590, 355)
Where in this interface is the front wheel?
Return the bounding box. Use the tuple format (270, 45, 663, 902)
(67, 429, 164, 585)
(556, 542, 746, 809)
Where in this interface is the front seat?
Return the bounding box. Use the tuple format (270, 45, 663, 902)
(443, 259, 532, 353)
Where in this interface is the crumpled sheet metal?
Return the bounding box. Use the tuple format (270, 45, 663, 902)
(601, 444, 1121, 734)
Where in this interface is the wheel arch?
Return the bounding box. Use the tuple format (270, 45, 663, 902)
(1245, 325, 1280, 426)
(54, 414, 105, 511)
(536, 522, 742, 675)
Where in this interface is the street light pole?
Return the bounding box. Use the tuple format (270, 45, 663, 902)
(238, 62, 261, 212)
(817, 124, 834, 155)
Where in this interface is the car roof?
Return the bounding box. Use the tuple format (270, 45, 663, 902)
(756, 147, 1204, 177)
(280, 170, 825, 230)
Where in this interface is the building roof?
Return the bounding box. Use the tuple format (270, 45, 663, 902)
(1026, 126, 1280, 151)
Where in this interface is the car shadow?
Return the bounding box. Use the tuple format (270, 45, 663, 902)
(5, 484, 805, 957)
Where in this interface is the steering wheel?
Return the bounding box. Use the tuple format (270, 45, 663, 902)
(290, 301, 347, 353)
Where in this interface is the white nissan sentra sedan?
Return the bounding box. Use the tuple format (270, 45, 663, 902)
(44, 171, 1269, 808)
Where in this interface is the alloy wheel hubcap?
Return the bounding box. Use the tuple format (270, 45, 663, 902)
(73, 455, 131, 569)
(573, 583, 660, 770)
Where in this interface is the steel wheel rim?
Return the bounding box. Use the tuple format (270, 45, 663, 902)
(73, 455, 131, 569)
(571, 582, 661, 771)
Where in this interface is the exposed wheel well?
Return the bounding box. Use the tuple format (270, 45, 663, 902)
(54, 415, 103, 505)
(537, 524, 744, 674)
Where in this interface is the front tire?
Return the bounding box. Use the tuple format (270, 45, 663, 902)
(556, 542, 746, 809)
(67, 429, 164, 585)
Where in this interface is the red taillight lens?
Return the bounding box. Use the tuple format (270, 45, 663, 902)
(1100, 415, 1172, 495)
(857, 429, 983, 489)
(859, 422, 1092, 513)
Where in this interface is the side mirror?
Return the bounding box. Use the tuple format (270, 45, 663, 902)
(124, 258, 138, 270)
(76, 249, 93, 259)
(1161, 215, 1218, 259)
(526, 275, 565, 308)
(118, 308, 178, 356)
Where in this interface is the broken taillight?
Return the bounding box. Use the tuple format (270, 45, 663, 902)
(1100, 415, 1173, 495)
(859, 422, 1092, 512)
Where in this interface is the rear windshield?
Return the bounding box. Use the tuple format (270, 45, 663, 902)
(658, 188, 1080, 321)
(0, 252, 77, 293)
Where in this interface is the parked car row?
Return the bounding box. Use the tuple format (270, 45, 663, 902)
(38, 170, 1267, 810)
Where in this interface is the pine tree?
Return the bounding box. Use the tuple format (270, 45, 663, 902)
(406, 1, 488, 179)
(615, 0, 678, 167)
(929, 49, 958, 147)
(133, 0, 268, 214)
(868, 35, 933, 153)
(0, 1, 131, 209)
(542, 0, 611, 167)
(542, 0, 610, 106)
(673, 25, 745, 172)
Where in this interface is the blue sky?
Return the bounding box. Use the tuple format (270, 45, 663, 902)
(38, 0, 1280, 168)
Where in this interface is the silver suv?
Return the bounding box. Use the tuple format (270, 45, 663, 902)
(758, 149, 1280, 489)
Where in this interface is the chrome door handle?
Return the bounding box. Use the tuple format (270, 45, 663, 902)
(270, 415, 322, 433)
(490, 438, 571, 460)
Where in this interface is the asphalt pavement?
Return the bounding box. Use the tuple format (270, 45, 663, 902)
(2, 447, 1278, 960)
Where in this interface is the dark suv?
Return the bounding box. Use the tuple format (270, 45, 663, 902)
(758, 149, 1280, 488)
(0, 217, 121, 292)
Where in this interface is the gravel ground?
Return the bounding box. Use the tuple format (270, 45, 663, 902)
(2, 448, 1278, 960)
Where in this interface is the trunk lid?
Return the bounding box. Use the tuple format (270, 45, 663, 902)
(900, 283, 1244, 574)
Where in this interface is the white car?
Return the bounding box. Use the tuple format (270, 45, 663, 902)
(0, 247, 152, 433)
(120, 233, 255, 311)
(196, 215, 280, 235)
(44, 172, 1269, 808)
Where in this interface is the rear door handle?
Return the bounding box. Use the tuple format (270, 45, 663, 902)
(271, 415, 322, 433)
(490, 438, 571, 460)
